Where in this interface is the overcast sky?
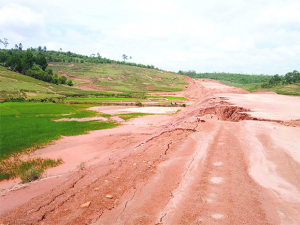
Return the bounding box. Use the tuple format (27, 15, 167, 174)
(0, 0, 299, 75)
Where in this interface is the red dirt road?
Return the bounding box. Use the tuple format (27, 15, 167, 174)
(1, 79, 300, 225)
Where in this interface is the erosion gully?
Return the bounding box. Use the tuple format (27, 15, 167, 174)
(1, 78, 300, 225)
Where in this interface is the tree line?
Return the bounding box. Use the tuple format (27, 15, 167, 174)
(0, 48, 73, 86)
(262, 70, 300, 88)
(1, 38, 159, 70)
(44, 50, 157, 70)
(178, 70, 271, 84)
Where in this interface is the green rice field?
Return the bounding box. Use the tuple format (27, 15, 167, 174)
(0, 102, 117, 160)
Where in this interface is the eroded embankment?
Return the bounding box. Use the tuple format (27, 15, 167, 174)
(198, 105, 251, 122)
(0, 128, 196, 224)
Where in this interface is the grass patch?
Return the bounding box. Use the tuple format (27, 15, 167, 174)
(270, 84, 300, 96)
(0, 157, 63, 182)
(19, 166, 43, 183)
(118, 113, 151, 121)
(148, 87, 183, 92)
(64, 97, 148, 102)
(101, 114, 111, 117)
(166, 96, 187, 100)
(0, 102, 117, 159)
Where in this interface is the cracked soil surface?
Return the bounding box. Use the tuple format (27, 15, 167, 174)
(1, 78, 300, 225)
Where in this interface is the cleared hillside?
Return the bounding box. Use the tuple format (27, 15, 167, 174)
(51, 63, 187, 93)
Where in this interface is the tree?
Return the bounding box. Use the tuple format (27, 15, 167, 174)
(19, 43, 23, 50)
(97, 53, 102, 59)
(130, 56, 132, 60)
(67, 79, 73, 86)
(0, 38, 9, 48)
(285, 72, 293, 84)
(37, 46, 42, 51)
(60, 48, 62, 52)
(43, 46, 47, 51)
(46, 68, 53, 75)
(21, 50, 34, 72)
(292, 70, 300, 83)
(0, 51, 9, 63)
(15, 44, 19, 50)
(6, 54, 22, 72)
(122, 54, 128, 62)
(58, 76, 67, 84)
(36, 55, 48, 71)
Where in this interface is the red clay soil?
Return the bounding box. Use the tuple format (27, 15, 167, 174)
(1, 78, 300, 225)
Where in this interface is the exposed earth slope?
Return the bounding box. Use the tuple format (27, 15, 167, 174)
(1, 78, 300, 225)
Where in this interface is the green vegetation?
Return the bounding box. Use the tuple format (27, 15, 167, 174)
(267, 84, 300, 96)
(0, 47, 187, 94)
(0, 102, 117, 159)
(78, 162, 86, 170)
(179, 70, 270, 84)
(180, 70, 300, 96)
(0, 49, 73, 86)
(0, 157, 63, 182)
(50, 63, 186, 93)
(166, 96, 187, 100)
(118, 113, 151, 121)
(20, 166, 43, 183)
(0, 63, 186, 100)
(0, 47, 188, 182)
(64, 97, 148, 103)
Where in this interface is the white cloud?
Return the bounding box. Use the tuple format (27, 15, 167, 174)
(259, 3, 300, 24)
(65, 29, 89, 43)
(0, 0, 299, 74)
(50, 28, 61, 36)
(0, 3, 45, 37)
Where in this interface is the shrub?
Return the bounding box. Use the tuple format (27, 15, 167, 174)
(3, 97, 25, 102)
(67, 79, 74, 86)
(19, 166, 43, 183)
(135, 101, 142, 107)
(0, 173, 10, 180)
(59, 76, 67, 84)
(78, 162, 85, 170)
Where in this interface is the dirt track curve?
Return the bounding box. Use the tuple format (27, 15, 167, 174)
(1, 78, 300, 225)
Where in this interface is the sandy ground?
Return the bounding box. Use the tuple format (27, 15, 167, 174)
(1, 78, 300, 225)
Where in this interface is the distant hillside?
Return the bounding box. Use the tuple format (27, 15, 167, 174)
(50, 63, 186, 93)
(0, 47, 187, 100)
